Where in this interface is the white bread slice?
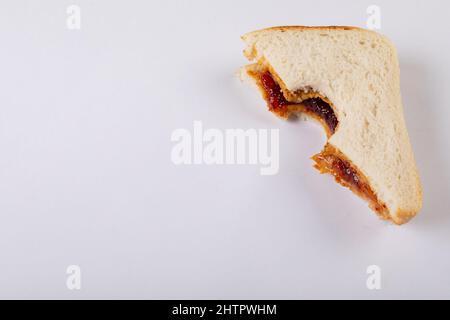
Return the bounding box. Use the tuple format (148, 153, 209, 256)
(241, 26, 422, 225)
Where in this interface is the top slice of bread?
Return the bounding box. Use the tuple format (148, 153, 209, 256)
(242, 26, 422, 224)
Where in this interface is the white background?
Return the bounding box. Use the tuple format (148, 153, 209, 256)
(0, 0, 449, 299)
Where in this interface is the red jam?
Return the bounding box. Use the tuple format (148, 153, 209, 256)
(302, 99, 338, 134)
(260, 71, 289, 111)
(259, 71, 338, 133)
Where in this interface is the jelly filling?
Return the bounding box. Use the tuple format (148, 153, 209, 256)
(257, 69, 387, 218)
(260, 71, 338, 133)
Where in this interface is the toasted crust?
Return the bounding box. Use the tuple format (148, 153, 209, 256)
(241, 26, 423, 224)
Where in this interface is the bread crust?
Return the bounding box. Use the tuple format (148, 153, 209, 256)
(243, 25, 368, 36)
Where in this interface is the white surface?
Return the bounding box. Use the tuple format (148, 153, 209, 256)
(0, 0, 449, 299)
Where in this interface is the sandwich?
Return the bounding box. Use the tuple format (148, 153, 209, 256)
(240, 26, 422, 225)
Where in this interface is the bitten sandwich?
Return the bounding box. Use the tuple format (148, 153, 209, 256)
(240, 26, 422, 224)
